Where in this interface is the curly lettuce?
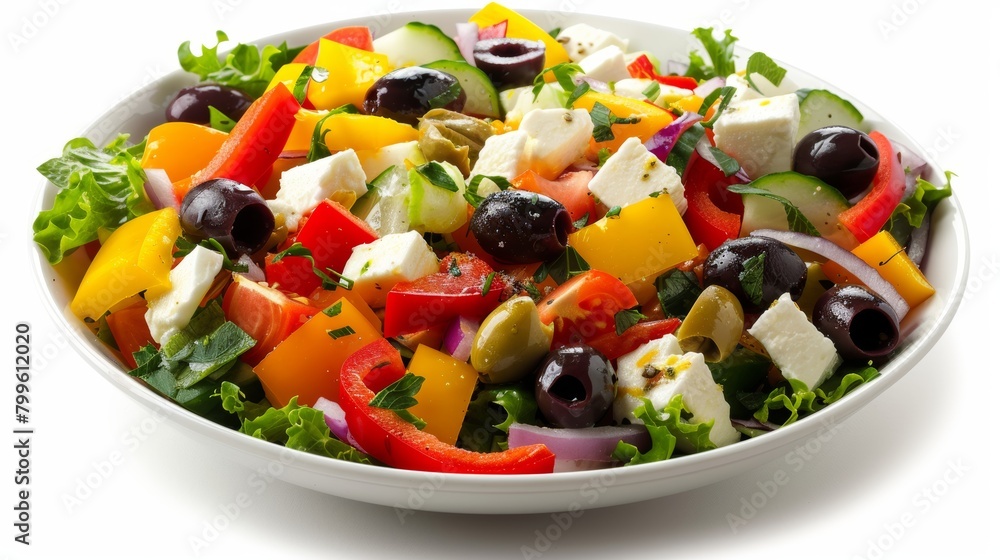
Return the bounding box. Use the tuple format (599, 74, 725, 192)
(178, 31, 303, 99)
(752, 365, 880, 426)
(33, 135, 152, 264)
(613, 395, 716, 466)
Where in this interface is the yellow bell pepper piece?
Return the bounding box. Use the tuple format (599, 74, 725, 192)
(568, 197, 698, 286)
(283, 109, 326, 153)
(253, 297, 382, 407)
(469, 3, 570, 69)
(321, 113, 419, 153)
(406, 345, 479, 446)
(572, 91, 675, 153)
(307, 40, 391, 110)
(822, 230, 935, 309)
(266, 62, 309, 97)
(140, 122, 228, 183)
(670, 94, 704, 114)
(70, 208, 181, 321)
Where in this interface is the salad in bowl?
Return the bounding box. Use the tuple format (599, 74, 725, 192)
(33, 2, 959, 483)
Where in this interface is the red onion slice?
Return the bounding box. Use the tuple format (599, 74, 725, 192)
(442, 316, 479, 362)
(455, 22, 479, 65)
(313, 397, 363, 451)
(693, 76, 725, 98)
(643, 111, 702, 162)
(507, 423, 650, 463)
(893, 139, 928, 198)
(143, 168, 179, 211)
(750, 229, 910, 319)
(573, 74, 611, 94)
(236, 254, 265, 283)
(908, 218, 930, 268)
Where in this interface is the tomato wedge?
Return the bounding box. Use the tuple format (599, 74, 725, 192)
(105, 301, 157, 369)
(291, 26, 374, 65)
(587, 318, 681, 361)
(512, 169, 596, 225)
(221, 274, 316, 365)
(340, 339, 555, 474)
(536, 270, 638, 347)
(382, 253, 505, 338)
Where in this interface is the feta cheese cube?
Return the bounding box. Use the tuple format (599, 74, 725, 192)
(501, 84, 568, 128)
(519, 108, 594, 179)
(556, 23, 629, 63)
(713, 93, 801, 179)
(267, 149, 368, 231)
(577, 45, 631, 84)
(588, 136, 686, 214)
(144, 245, 224, 344)
(614, 334, 740, 449)
(469, 130, 530, 181)
(748, 293, 842, 390)
(341, 230, 438, 308)
(724, 73, 762, 105)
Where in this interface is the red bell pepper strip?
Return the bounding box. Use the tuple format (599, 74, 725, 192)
(838, 131, 905, 243)
(682, 152, 745, 250)
(291, 26, 375, 65)
(340, 339, 556, 474)
(382, 253, 506, 338)
(626, 54, 699, 90)
(587, 318, 681, 361)
(193, 83, 300, 188)
(265, 200, 378, 296)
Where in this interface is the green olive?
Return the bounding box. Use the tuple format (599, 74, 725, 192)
(418, 109, 494, 176)
(676, 285, 744, 362)
(471, 296, 554, 384)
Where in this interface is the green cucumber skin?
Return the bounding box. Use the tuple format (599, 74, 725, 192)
(796, 89, 865, 141)
(739, 171, 857, 248)
(424, 59, 502, 119)
(373, 22, 463, 67)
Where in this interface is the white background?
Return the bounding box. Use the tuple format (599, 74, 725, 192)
(2, 0, 997, 558)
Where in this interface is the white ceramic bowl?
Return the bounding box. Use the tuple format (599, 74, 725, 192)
(32, 9, 969, 514)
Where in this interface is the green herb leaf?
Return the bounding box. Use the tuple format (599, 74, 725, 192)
(273, 242, 355, 290)
(665, 123, 706, 177)
(605, 206, 622, 218)
(414, 161, 459, 192)
(572, 212, 590, 229)
(428, 79, 463, 109)
(481, 272, 496, 297)
(738, 252, 766, 306)
(448, 258, 462, 277)
(708, 146, 741, 177)
(655, 269, 702, 319)
(370, 372, 425, 411)
(698, 85, 736, 128)
(684, 28, 739, 81)
(327, 326, 357, 340)
(614, 308, 646, 336)
(208, 106, 237, 132)
(538, 247, 591, 285)
(307, 104, 361, 162)
(523, 282, 543, 303)
(548, 27, 562, 39)
(532, 63, 584, 101)
(590, 101, 641, 142)
(291, 64, 314, 105)
(745, 52, 787, 93)
(565, 82, 590, 108)
(727, 184, 821, 236)
(323, 301, 343, 317)
(33, 135, 154, 264)
(596, 147, 612, 167)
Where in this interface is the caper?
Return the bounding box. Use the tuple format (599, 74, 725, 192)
(471, 296, 554, 384)
(675, 285, 744, 362)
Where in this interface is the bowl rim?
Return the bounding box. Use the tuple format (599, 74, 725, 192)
(29, 7, 972, 509)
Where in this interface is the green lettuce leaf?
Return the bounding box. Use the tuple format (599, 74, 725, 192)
(218, 382, 371, 464)
(33, 135, 153, 264)
(178, 31, 303, 99)
(613, 395, 716, 466)
(753, 365, 880, 425)
(459, 385, 538, 452)
(884, 171, 956, 245)
(685, 28, 738, 81)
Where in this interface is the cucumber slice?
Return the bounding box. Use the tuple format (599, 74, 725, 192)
(407, 161, 468, 234)
(739, 171, 857, 248)
(372, 22, 463, 68)
(354, 166, 412, 236)
(355, 140, 427, 182)
(424, 59, 502, 119)
(796, 89, 865, 141)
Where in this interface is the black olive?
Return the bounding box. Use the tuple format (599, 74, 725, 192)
(813, 285, 900, 363)
(362, 67, 466, 126)
(470, 190, 572, 263)
(180, 178, 274, 256)
(703, 237, 807, 312)
(793, 126, 880, 200)
(473, 38, 546, 90)
(166, 84, 253, 125)
(535, 344, 615, 429)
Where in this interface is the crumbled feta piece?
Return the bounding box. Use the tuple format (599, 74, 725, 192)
(588, 136, 686, 214)
(577, 45, 631, 84)
(724, 73, 762, 105)
(713, 93, 801, 179)
(341, 230, 438, 308)
(267, 149, 368, 231)
(614, 334, 740, 449)
(144, 245, 224, 344)
(469, 130, 530, 181)
(748, 293, 842, 390)
(519, 108, 594, 179)
(556, 23, 629, 63)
